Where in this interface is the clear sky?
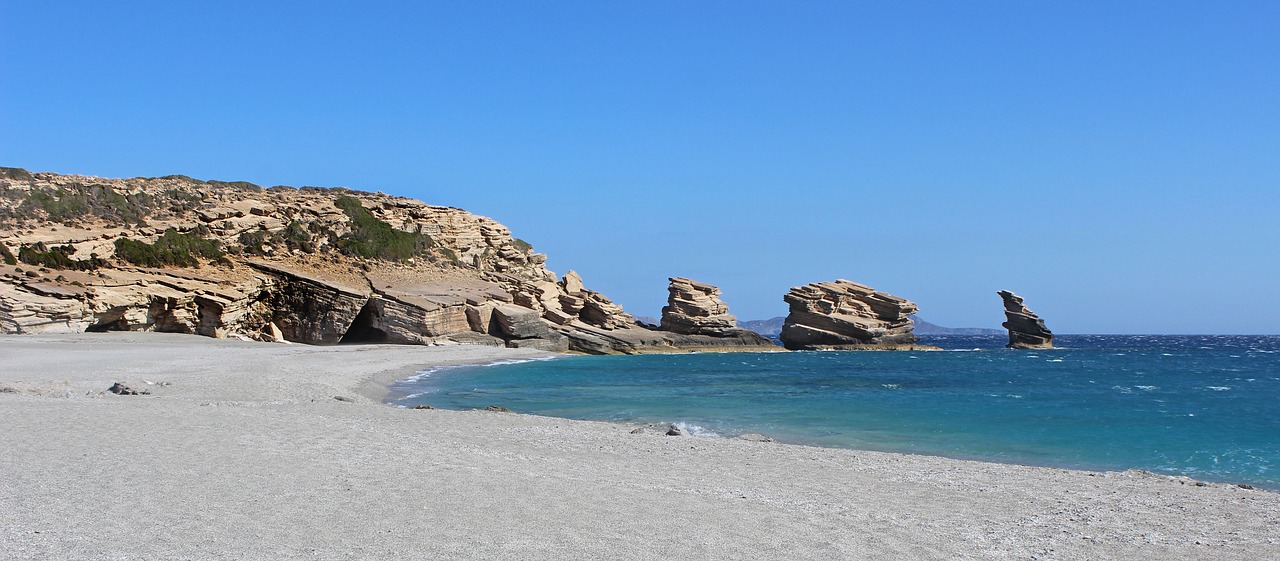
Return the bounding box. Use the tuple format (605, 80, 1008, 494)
(3, 1, 1277, 333)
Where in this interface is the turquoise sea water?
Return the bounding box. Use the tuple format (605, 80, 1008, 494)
(390, 335, 1280, 488)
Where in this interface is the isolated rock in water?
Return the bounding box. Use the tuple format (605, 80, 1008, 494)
(998, 290, 1053, 349)
(779, 280, 920, 350)
(657, 277, 777, 348)
(660, 277, 738, 335)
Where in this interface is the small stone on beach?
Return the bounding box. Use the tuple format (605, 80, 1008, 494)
(107, 382, 148, 396)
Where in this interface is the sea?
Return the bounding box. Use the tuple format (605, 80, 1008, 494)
(390, 335, 1280, 489)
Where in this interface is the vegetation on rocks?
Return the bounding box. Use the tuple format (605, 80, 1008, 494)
(2, 243, 21, 265)
(236, 220, 321, 256)
(113, 227, 224, 268)
(18, 184, 155, 226)
(333, 195, 433, 261)
(16, 242, 105, 270)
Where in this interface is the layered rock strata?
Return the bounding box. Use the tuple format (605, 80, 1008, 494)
(998, 290, 1053, 349)
(659, 277, 775, 348)
(779, 280, 922, 350)
(660, 277, 736, 335)
(0, 168, 775, 354)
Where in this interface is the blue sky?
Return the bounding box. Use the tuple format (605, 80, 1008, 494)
(4, 1, 1277, 333)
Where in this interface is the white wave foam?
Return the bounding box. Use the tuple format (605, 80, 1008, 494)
(400, 355, 563, 384)
(1136, 385, 1158, 391)
(672, 422, 719, 437)
(1206, 386, 1232, 391)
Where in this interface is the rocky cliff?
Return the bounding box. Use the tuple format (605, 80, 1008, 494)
(779, 280, 927, 350)
(0, 167, 765, 354)
(997, 290, 1053, 349)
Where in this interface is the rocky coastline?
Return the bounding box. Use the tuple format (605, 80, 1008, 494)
(0, 168, 776, 354)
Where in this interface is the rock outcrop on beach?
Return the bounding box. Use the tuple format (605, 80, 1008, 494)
(998, 290, 1053, 349)
(779, 280, 924, 350)
(0, 167, 774, 354)
(658, 277, 776, 348)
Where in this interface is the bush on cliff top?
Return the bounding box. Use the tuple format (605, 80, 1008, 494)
(113, 228, 224, 268)
(19, 184, 155, 226)
(333, 195, 433, 261)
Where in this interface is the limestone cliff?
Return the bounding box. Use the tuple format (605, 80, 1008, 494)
(0, 167, 758, 354)
(779, 280, 925, 350)
(998, 290, 1053, 349)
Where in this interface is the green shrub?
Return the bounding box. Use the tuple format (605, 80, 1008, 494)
(333, 196, 433, 261)
(18, 184, 158, 225)
(159, 175, 202, 183)
(20, 188, 90, 222)
(236, 221, 315, 256)
(1, 243, 18, 265)
(0, 167, 34, 181)
(207, 179, 263, 192)
(512, 238, 533, 252)
(113, 228, 224, 268)
(17, 242, 104, 270)
(236, 231, 270, 255)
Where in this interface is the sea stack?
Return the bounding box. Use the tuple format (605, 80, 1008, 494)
(659, 277, 776, 347)
(998, 290, 1053, 349)
(660, 277, 737, 336)
(779, 280, 920, 350)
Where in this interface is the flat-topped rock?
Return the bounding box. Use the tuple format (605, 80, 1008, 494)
(779, 279, 923, 350)
(998, 290, 1053, 349)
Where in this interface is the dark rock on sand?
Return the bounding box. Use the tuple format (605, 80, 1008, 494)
(107, 382, 148, 396)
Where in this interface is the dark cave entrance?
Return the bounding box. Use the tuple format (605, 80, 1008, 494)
(339, 299, 387, 344)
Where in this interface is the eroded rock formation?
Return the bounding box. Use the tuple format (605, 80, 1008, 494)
(998, 290, 1053, 349)
(779, 280, 922, 350)
(661, 277, 736, 335)
(0, 168, 777, 355)
(658, 277, 776, 348)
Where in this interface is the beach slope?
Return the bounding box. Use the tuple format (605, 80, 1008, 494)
(2, 333, 1276, 559)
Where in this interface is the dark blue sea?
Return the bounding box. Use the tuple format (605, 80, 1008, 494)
(390, 335, 1280, 488)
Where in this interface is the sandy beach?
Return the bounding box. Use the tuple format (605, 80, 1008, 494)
(2, 333, 1277, 559)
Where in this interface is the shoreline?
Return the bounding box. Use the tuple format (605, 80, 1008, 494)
(385, 347, 1278, 492)
(3, 332, 1278, 559)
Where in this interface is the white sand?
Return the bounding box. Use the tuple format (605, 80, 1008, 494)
(2, 333, 1276, 560)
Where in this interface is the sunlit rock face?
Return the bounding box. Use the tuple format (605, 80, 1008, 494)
(779, 279, 920, 350)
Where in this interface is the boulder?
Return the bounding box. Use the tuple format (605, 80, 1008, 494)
(998, 290, 1053, 349)
(491, 304, 551, 339)
(779, 279, 920, 350)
